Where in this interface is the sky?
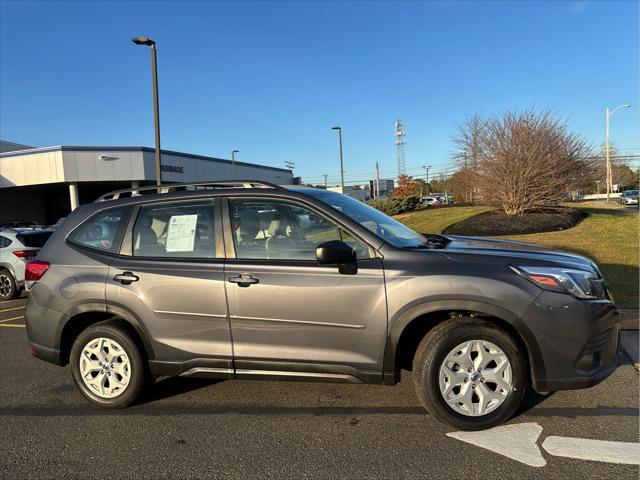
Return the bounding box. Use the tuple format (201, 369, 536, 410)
(1, 0, 638, 185)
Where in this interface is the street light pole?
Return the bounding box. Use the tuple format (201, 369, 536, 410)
(132, 37, 162, 186)
(231, 150, 239, 178)
(332, 127, 344, 191)
(605, 104, 631, 201)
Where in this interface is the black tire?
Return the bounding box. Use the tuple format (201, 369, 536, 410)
(0, 268, 18, 300)
(413, 317, 527, 431)
(70, 320, 145, 408)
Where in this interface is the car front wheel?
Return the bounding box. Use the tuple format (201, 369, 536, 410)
(413, 317, 527, 430)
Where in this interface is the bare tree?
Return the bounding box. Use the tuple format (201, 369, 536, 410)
(452, 114, 484, 202)
(453, 109, 592, 216)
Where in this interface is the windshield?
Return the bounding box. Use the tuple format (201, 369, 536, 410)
(302, 189, 426, 248)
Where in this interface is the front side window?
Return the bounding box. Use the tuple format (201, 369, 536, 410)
(133, 201, 216, 258)
(230, 199, 371, 261)
(69, 207, 131, 253)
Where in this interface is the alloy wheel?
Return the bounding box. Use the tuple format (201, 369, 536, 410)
(438, 339, 512, 417)
(0, 274, 12, 298)
(79, 337, 131, 399)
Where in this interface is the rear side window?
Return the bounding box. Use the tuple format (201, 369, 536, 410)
(133, 201, 216, 258)
(0, 236, 11, 248)
(69, 207, 131, 253)
(16, 231, 53, 248)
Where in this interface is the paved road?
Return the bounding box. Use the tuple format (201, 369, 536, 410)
(1, 296, 638, 479)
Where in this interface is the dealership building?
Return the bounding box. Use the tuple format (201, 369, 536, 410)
(0, 141, 294, 224)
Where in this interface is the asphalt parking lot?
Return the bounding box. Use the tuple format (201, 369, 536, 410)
(1, 295, 638, 479)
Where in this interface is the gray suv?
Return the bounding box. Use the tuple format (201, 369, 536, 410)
(25, 181, 620, 430)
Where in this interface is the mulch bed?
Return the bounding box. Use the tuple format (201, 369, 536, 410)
(442, 207, 587, 236)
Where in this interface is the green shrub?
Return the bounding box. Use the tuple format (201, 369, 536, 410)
(368, 196, 424, 215)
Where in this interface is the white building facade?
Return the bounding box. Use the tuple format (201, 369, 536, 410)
(0, 144, 293, 224)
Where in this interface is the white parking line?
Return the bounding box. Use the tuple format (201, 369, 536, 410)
(448, 422, 640, 467)
(542, 436, 640, 465)
(447, 423, 546, 467)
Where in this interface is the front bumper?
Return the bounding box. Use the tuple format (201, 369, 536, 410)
(522, 291, 620, 392)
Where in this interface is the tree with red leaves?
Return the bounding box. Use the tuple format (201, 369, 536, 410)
(393, 174, 417, 197)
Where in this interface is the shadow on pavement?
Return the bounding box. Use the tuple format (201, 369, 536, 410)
(1, 402, 636, 419)
(138, 377, 221, 404)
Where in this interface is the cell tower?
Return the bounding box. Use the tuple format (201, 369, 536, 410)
(395, 119, 406, 175)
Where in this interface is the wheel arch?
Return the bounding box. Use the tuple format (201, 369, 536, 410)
(59, 304, 155, 366)
(383, 300, 544, 385)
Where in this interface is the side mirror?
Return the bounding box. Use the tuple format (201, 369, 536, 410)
(316, 240, 357, 274)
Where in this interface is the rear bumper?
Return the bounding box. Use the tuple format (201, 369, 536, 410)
(29, 341, 62, 366)
(523, 291, 620, 392)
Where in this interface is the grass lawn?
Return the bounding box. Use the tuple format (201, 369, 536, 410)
(395, 205, 639, 309)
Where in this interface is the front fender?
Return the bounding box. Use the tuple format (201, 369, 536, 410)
(383, 298, 544, 384)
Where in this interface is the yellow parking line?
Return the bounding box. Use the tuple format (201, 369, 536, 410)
(0, 324, 25, 328)
(0, 306, 25, 313)
(0, 316, 24, 324)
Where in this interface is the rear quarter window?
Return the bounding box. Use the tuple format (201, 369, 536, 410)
(68, 206, 132, 253)
(16, 231, 53, 248)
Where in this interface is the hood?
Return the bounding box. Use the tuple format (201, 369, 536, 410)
(440, 235, 598, 273)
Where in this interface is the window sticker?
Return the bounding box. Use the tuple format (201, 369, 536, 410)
(165, 214, 198, 252)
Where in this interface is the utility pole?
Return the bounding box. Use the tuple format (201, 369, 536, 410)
(231, 150, 239, 178)
(605, 104, 631, 201)
(331, 127, 345, 190)
(423, 165, 432, 195)
(395, 120, 406, 176)
(323, 174, 328, 188)
(285, 160, 295, 175)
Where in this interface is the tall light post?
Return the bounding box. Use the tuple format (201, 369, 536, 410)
(231, 150, 239, 178)
(132, 37, 162, 186)
(423, 165, 432, 194)
(331, 126, 345, 190)
(605, 104, 631, 201)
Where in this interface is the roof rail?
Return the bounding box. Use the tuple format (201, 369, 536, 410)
(95, 181, 283, 202)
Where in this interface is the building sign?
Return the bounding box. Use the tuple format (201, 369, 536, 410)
(161, 165, 184, 174)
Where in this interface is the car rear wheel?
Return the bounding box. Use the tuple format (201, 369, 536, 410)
(0, 269, 18, 300)
(413, 317, 527, 430)
(70, 321, 145, 408)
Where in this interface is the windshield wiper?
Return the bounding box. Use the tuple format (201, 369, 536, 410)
(402, 234, 451, 250)
(423, 233, 451, 248)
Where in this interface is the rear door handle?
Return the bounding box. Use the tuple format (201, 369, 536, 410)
(228, 274, 259, 287)
(113, 272, 139, 285)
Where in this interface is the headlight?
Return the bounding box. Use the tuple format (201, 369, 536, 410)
(511, 266, 598, 299)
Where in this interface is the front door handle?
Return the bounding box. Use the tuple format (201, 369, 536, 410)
(113, 272, 139, 285)
(228, 274, 259, 287)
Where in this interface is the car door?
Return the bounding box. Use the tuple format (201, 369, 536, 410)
(222, 196, 387, 383)
(106, 198, 233, 376)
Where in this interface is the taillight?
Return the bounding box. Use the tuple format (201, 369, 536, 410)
(25, 260, 50, 281)
(12, 249, 39, 259)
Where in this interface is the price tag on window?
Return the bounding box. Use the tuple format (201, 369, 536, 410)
(165, 214, 198, 252)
